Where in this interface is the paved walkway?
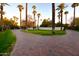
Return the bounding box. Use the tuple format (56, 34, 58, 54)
(11, 30, 79, 56)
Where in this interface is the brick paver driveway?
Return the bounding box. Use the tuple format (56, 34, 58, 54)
(11, 30, 79, 56)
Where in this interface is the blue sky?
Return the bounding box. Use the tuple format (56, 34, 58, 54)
(28, 3, 52, 19)
(3, 3, 79, 25)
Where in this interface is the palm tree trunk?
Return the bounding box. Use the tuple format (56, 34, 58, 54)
(37, 16, 39, 30)
(73, 7, 75, 26)
(58, 16, 60, 23)
(59, 14, 61, 23)
(26, 3, 28, 29)
(1, 3, 3, 21)
(64, 14, 67, 30)
(61, 9, 63, 30)
(34, 15, 36, 27)
(65, 14, 67, 24)
(52, 3, 55, 34)
(20, 12, 21, 27)
(0, 4, 3, 31)
(33, 14, 35, 30)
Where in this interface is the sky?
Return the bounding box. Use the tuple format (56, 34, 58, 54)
(3, 3, 79, 25)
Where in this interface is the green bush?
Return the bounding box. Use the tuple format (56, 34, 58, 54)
(68, 26, 79, 31)
(0, 26, 3, 31)
(74, 26, 79, 30)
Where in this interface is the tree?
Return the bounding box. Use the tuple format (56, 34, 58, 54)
(56, 3, 66, 30)
(27, 21, 34, 28)
(13, 16, 18, 21)
(70, 17, 79, 30)
(26, 3, 28, 29)
(40, 19, 51, 27)
(0, 3, 9, 21)
(64, 11, 68, 24)
(32, 5, 36, 10)
(0, 17, 18, 30)
(0, 3, 9, 31)
(71, 3, 79, 26)
(0, 11, 5, 20)
(52, 3, 55, 33)
(0, 11, 5, 15)
(17, 4, 24, 27)
(32, 5, 37, 30)
(71, 17, 79, 26)
(22, 20, 34, 28)
(37, 13, 41, 30)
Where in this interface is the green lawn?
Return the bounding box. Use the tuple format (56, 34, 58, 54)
(23, 29, 65, 36)
(0, 30, 16, 56)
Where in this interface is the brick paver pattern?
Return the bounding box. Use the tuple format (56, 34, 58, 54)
(11, 30, 79, 56)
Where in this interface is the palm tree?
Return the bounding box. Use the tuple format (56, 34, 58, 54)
(71, 3, 79, 26)
(32, 5, 36, 10)
(32, 5, 37, 29)
(0, 3, 9, 31)
(17, 4, 24, 27)
(37, 13, 41, 30)
(52, 3, 55, 33)
(26, 3, 28, 29)
(0, 3, 9, 21)
(56, 3, 65, 30)
(64, 11, 68, 24)
(0, 11, 5, 15)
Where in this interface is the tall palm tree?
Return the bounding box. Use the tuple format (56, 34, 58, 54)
(32, 5, 37, 29)
(56, 3, 65, 30)
(71, 3, 79, 26)
(0, 3, 9, 21)
(37, 13, 41, 30)
(0, 3, 9, 31)
(64, 11, 68, 24)
(0, 11, 5, 15)
(26, 3, 28, 29)
(52, 3, 55, 33)
(32, 5, 36, 10)
(17, 4, 24, 27)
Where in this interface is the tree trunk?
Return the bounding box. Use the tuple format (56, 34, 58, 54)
(1, 4, 3, 31)
(65, 14, 67, 24)
(33, 14, 35, 30)
(20, 12, 21, 28)
(26, 3, 28, 29)
(64, 14, 67, 30)
(37, 16, 39, 30)
(59, 13, 61, 23)
(52, 3, 55, 34)
(61, 9, 63, 30)
(1, 3, 3, 21)
(73, 7, 75, 26)
(34, 14, 36, 27)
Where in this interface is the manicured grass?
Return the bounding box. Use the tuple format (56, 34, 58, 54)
(23, 29, 65, 36)
(0, 30, 16, 56)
